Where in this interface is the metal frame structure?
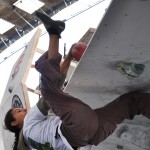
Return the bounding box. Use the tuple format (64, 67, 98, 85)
(0, 0, 78, 52)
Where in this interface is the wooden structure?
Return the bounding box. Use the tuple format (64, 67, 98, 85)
(0, 29, 42, 149)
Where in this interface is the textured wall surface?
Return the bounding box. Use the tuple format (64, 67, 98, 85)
(65, 0, 150, 149)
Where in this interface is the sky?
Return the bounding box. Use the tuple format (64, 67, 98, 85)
(0, 0, 112, 106)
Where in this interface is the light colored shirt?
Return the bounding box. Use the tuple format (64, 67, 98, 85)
(23, 105, 92, 150)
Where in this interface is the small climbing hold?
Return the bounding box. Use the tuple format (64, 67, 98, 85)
(116, 61, 145, 79)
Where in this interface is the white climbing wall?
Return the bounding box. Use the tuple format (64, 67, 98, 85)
(65, 0, 150, 149)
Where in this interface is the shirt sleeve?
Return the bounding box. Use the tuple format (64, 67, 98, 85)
(37, 97, 50, 116)
(23, 105, 58, 150)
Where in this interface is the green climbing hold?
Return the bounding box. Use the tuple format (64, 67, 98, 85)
(116, 144, 123, 149)
(116, 61, 145, 79)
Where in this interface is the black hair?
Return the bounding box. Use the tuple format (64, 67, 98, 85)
(4, 109, 20, 150)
